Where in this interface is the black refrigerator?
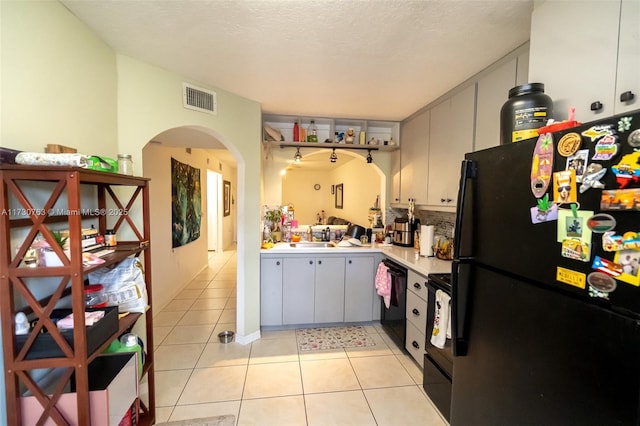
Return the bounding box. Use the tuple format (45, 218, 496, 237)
(451, 109, 640, 425)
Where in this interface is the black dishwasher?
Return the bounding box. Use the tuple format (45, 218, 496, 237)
(379, 258, 408, 349)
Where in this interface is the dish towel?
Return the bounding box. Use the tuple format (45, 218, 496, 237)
(375, 262, 391, 309)
(430, 289, 451, 349)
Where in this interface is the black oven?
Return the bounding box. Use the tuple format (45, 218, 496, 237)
(424, 273, 453, 422)
(379, 258, 408, 349)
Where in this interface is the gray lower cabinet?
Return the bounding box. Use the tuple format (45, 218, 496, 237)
(344, 256, 376, 322)
(314, 257, 346, 323)
(261, 253, 381, 326)
(282, 257, 316, 324)
(260, 257, 283, 326)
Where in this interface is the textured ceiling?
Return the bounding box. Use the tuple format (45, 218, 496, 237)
(60, 0, 533, 122)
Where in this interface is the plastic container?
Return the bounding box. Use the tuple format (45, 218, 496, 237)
(104, 333, 144, 377)
(307, 120, 318, 142)
(117, 154, 133, 175)
(500, 83, 553, 144)
(105, 230, 117, 247)
(85, 284, 108, 308)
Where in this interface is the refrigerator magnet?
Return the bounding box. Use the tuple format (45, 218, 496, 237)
(582, 124, 615, 142)
(530, 194, 558, 224)
(588, 272, 617, 292)
(592, 134, 620, 161)
(618, 116, 632, 133)
(614, 249, 640, 286)
(553, 169, 577, 204)
(556, 266, 586, 289)
(600, 188, 640, 211)
(565, 149, 589, 183)
(561, 238, 591, 262)
(611, 151, 640, 188)
(592, 255, 623, 277)
(557, 208, 593, 243)
(586, 213, 616, 233)
(531, 133, 554, 198)
(602, 230, 640, 252)
(557, 133, 582, 157)
(627, 129, 640, 147)
(579, 163, 607, 193)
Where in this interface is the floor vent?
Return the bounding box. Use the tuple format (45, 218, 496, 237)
(183, 83, 217, 115)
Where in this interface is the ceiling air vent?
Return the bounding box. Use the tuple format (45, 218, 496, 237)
(182, 83, 217, 115)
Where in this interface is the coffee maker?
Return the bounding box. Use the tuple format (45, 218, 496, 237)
(393, 217, 420, 247)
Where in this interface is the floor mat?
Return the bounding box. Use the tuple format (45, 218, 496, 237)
(296, 325, 376, 351)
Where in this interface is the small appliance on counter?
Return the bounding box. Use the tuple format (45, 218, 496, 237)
(393, 217, 420, 247)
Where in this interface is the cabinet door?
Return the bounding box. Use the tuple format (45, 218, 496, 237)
(529, 1, 620, 120)
(427, 84, 475, 208)
(616, 0, 640, 114)
(260, 258, 283, 326)
(399, 110, 429, 204)
(344, 256, 375, 322)
(314, 257, 346, 323)
(475, 58, 517, 151)
(390, 149, 402, 204)
(283, 257, 315, 324)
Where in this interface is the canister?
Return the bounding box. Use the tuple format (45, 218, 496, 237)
(105, 229, 117, 247)
(117, 154, 133, 175)
(500, 83, 553, 144)
(85, 284, 108, 308)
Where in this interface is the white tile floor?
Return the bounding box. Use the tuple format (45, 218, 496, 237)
(151, 248, 447, 425)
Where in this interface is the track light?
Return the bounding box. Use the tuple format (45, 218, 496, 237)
(366, 150, 373, 164)
(294, 148, 302, 163)
(330, 148, 338, 163)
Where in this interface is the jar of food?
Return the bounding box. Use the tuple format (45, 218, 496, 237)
(85, 284, 108, 308)
(117, 154, 133, 175)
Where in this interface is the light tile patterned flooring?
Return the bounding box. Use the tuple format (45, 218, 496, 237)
(151, 248, 447, 425)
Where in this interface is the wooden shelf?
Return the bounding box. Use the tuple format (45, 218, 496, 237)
(0, 165, 155, 425)
(263, 140, 398, 151)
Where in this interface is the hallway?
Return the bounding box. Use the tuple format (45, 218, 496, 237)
(150, 248, 446, 425)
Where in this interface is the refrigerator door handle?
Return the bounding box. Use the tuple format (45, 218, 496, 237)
(454, 159, 476, 261)
(452, 260, 471, 356)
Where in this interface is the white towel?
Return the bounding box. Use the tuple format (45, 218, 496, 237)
(430, 289, 451, 349)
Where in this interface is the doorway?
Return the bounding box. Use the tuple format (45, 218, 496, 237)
(207, 169, 223, 252)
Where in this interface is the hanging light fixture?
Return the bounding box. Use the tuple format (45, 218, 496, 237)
(294, 148, 302, 163)
(366, 149, 373, 164)
(330, 148, 338, 163)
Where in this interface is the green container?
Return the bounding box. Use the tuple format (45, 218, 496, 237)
(86, 156, 118, 172)
(104, 333, 143, 377)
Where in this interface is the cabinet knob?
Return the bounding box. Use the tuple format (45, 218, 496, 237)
(590, 101, 603, 111)
(276, 261, 280, 266)
(413, 283, 421, 290)
(441, 198, 446, 203)
(348, 260, 352, 264)
(412, 341, 420, 349)
(309, 260, 313, 265)
(620, 91, 635, 103)
(446, 198, 453, 203)
(318, 260, 322, 265)
(412, 308, 420, 316)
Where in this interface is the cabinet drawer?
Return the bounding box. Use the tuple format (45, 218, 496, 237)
(406, 289, 427, 335)
(407, 269, 428, 301)
(405, 320, 425, 368)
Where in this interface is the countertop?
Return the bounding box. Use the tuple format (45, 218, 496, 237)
(261, 242, 452, 276)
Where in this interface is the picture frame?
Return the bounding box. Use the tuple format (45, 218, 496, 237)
(335, 183, 343, 209)
(223, 180, 231, 217)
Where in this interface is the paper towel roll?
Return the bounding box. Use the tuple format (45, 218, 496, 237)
(421, 225, 435, 257)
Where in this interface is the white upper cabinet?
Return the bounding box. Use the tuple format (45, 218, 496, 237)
(399, 110, 430, 204)
(529, 0, 639, 120)
(475, 58, 518, 151)
(427, 84, 476, 209)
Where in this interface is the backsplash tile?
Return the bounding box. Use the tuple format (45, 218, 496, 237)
(386, 208, 455, 239)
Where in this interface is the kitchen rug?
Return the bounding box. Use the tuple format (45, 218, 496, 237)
(296, 326, 376, 351)
(155, 415, 235, 426)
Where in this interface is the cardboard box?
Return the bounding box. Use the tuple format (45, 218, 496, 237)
(21, 352, 139, 426)
(16, 307, 119, 360)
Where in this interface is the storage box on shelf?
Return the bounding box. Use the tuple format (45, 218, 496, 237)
(0, 165, 155, 426)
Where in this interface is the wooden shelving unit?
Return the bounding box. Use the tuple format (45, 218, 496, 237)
(0, 165, 155, 425)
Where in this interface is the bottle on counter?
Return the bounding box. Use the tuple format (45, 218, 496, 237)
(307, 120, 318, 142)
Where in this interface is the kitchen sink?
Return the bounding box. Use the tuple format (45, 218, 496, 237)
(289, 242, 337, 248)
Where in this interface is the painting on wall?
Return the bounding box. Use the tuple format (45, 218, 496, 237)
(224, 180, 231, 217)
(171, 157, 201, 248)
(335, 183, 343, 209)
